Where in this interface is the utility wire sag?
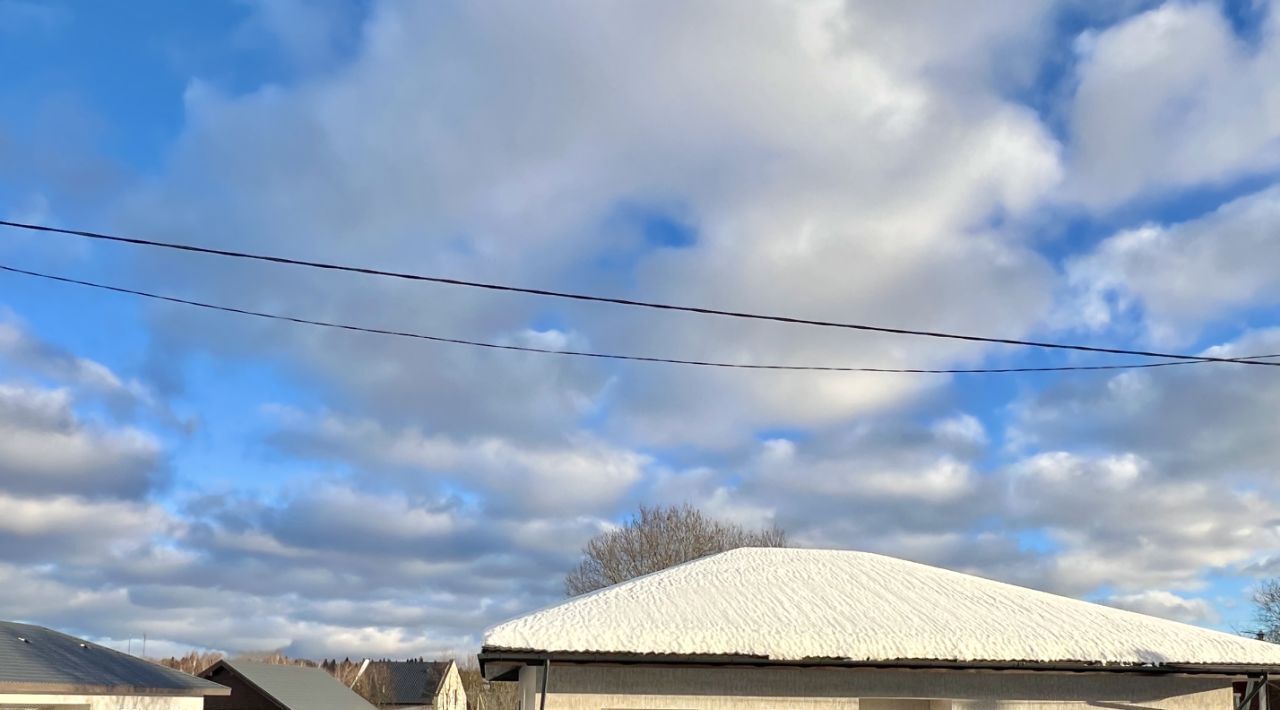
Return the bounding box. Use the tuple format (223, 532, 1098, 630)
(2, 263, 1276, 375)
(2, 219, 1276, 367)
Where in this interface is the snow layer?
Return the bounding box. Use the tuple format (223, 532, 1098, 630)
(484, 548, 1280, 666)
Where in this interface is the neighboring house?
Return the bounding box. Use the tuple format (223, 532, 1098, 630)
(479, 548, 1280, 710)
(370, 661, 465, 710)
(0, 620, 229, 710)
(199, 660, 377, 710)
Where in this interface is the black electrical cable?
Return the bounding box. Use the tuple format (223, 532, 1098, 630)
(2, 219, 1275, 367)
(3, 263, 1275, 374)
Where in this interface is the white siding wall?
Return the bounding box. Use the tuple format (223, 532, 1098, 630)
(0, 693, 204, 710)
(515, 666, 1235, 710)
(432, 663, 467, 710)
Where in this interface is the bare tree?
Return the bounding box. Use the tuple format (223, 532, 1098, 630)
(155, 650, 224, 675)
(458, 657, 519, 710)
(565, 503, 789, 596)
(332, 660, 396, 707)
(234, 650, 316, 666)
(1255, 579, 1280, 642)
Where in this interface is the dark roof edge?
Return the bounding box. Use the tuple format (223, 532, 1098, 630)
(430, 660, 455, 699)
(0, 680, 230, 697)
(477, 649, 1280, 681)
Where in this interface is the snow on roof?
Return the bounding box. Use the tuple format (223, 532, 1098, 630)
(483, 548, 1280, 667)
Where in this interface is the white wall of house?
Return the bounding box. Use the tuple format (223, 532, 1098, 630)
(514, 665, 1236, 710)
(0, 693, 205, 710)
(432, 663, 466, 710)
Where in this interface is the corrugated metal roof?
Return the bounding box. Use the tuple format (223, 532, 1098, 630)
(376, 661, 451, 705)
(0, 620, 229, 695)
(484, 547, 1280, 668)
(215, 660, 378, 710)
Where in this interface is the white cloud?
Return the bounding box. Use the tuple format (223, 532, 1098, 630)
(0, 492, 170, 562)
(9, 0, 1280, 659)
(1009, 328, 1280, 478)
(1106, 590, 1221, 625)
(0, 312, 177, 422)
(1066, 0, 1280, 206)
(1063, 186, 1280, 342)
(838, 0, 1057, 88)
(0, 382, 164, 498)
(268, 408, 648, 515)
(1002, 449, 1280, 594)
(991, 327, 1280, 598)
(113, 0, 1065, 450)
(931, 413, 988, 450)
(755, 436, 977, 503)
(638, 413, 1001, 572)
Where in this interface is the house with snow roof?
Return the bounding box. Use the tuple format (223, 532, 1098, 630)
(478, 548, 1280, 710)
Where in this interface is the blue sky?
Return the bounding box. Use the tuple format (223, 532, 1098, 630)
(2, 0, 1280, 659)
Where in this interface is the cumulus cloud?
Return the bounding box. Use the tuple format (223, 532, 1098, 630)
(1004, 451, 1280, 594)
(644, 413, 1002, 570)
(6, 0, 1280, 659)
(0, 560, 477, 658)
(1066, 0, 1280, 206)
(0, 382, 164, 498)
(0, 492, 170, 562)
(113, 0, 1064, 450)
(1009, 329, 1280, 478)
(1000, 329, 1280, 593)
(645, 387, 1280, 600)
(267, 407, 648, 515)
(0, 470, 606, 657)
(1063, 186, 1280, 342)
(1106, 590, 1221, 625)
(0, 313, 166, 418)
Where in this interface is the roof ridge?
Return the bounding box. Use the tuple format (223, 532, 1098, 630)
(482, 548, 1280, 666)
(485, 546, 767, 630)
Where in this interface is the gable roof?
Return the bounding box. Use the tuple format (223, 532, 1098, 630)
(482, 548, 1280, 671)
(375, 660, 452, 705)
(203, 660, 377, 710)
(0, 620, 229, 696)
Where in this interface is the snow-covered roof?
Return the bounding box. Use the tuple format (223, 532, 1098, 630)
(483, 548, 1280, 668)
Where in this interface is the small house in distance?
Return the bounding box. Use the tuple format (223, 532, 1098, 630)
(0, 620, 229, 710)
(480, 548, 1280, 710)
(200, 659, 376, 710)
(367, 660, 465, 710)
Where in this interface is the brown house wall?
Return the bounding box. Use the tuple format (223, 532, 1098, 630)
(200, 666, 284, 710)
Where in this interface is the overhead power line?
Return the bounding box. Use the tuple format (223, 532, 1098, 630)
(2, 218, 1276, 368)
(2, 263, 1275, 375)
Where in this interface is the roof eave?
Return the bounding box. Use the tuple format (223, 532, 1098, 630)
(477, 648, 1280, 681)
(430, 660, 453, 699)
(0, 680, 231, 697)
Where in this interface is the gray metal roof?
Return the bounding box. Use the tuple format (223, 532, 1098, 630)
(0, 620, 229, 695)
(377, 661, 451, 705)
(211, 660, 378, 710)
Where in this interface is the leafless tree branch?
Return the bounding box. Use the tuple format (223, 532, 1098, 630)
(565, 503, 790, 596)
